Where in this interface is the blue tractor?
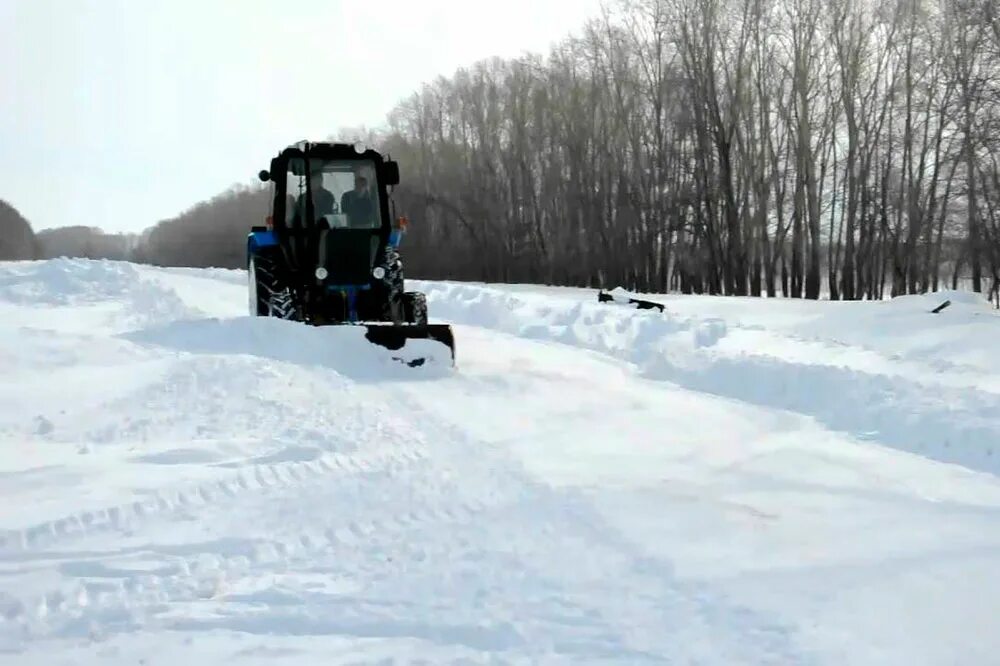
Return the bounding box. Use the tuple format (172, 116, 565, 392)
(247, 141, 454, 365)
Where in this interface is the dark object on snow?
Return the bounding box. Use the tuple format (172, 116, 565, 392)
(597, 290, 665, 312)
(247, 141, 455, 366)
(930, 300, 952, 314)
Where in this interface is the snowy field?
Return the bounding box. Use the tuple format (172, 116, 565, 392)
(1, 258, 999, 665)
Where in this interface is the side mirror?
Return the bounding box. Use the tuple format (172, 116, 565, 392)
(258, 170, 270, 182)
(384, 161, 400, 186)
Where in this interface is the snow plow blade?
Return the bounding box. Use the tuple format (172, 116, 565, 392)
(597, 290, 665, 312)
(363, 324, 456, 367)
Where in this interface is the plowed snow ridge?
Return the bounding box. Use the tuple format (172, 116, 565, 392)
(1, 258, 999, 665)
(416, 280, 1000, 475)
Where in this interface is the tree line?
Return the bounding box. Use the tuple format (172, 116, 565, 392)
(0, 187, 269, 268)
(6, 0, 1000, 305)
(0, 199, 37, 260)
(380, 0, 1000, 303)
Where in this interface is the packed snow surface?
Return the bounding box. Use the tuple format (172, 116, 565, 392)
(2, 258, 999, 664)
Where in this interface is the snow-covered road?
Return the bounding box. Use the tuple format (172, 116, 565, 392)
(2, 259, 999, 664)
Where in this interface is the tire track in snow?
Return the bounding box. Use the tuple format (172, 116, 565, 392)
(0, 451, 492, 649)
(0, 445, 428, 556)
(2, 397, 807, 663)
(272, 395, 813, 663)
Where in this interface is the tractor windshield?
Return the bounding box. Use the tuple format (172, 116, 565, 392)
(284, 158, 381, 230)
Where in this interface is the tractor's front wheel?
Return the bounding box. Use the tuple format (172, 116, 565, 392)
(249, 252, 298, 320)
(248, 254, 267, 316)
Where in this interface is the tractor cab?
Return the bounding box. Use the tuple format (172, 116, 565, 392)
(256, 142, 400, 291)
(265, 146, 397, 233)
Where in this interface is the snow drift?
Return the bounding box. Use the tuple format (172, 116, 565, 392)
(415, 280, 1000, 476)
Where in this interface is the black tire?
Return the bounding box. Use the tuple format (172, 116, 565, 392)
(249, 252, 298, 320)
(403, 291, 428, 326)
(248, 253, 267, 316)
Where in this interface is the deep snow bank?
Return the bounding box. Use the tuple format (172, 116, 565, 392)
(123, 316, 454, 381)
(0, 258, 199, 331)
(792, 289, 1000, 373)
(416, 281, 1000, 476)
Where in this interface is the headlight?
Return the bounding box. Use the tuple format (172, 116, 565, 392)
(372, 266, 386, 280)
(315, 267, 328, 280)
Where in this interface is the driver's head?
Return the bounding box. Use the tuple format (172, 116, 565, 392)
(354, 174, 367, 192)
(310, 172, 324, 190)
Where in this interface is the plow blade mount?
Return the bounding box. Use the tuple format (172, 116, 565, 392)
(363, 324, 456, 367)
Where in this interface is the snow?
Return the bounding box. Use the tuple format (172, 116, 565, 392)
(1, 258, 999, 664)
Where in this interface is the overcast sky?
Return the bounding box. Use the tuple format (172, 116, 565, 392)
(1, 0, 604, 233)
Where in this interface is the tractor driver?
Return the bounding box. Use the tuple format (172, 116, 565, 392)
(292, 171, 336, 227)
(308, 171, 336, 218)
(340, 172, 376, 228)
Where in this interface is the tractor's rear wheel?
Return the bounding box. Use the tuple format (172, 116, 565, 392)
(249, 252, 298, 320)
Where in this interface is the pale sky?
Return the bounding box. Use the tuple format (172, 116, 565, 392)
(1, 0, 605, 233)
